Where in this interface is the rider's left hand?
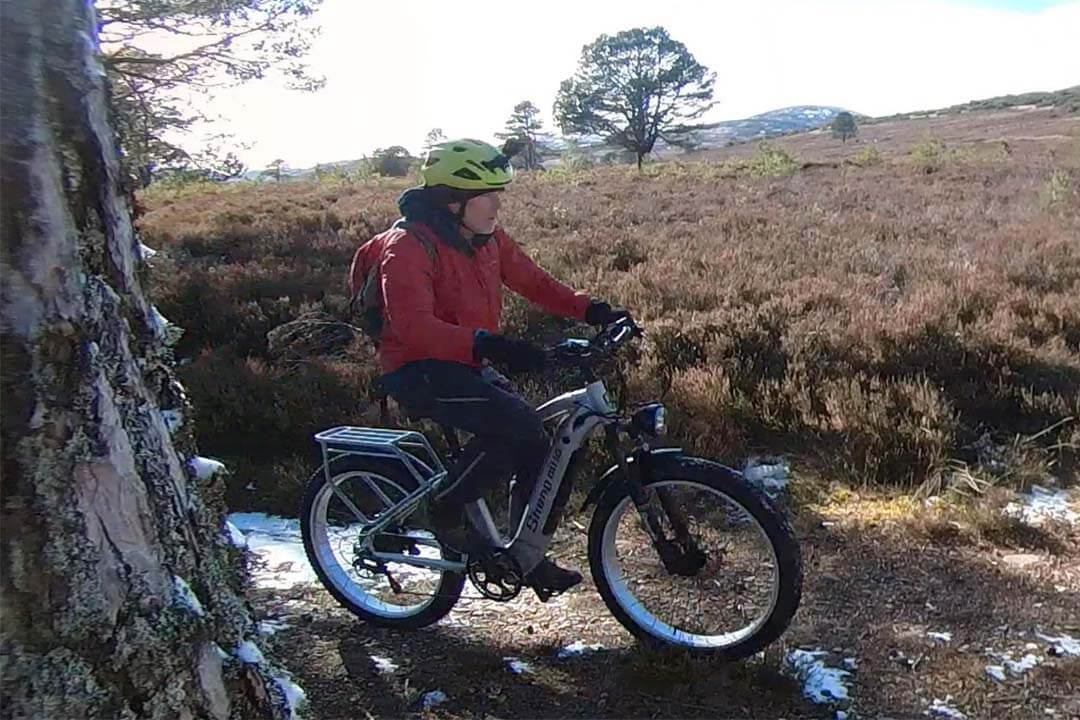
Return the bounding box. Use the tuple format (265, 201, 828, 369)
(585, 300, 630, 327)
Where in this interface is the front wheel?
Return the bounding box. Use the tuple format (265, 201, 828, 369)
(588, 457, 802, 657)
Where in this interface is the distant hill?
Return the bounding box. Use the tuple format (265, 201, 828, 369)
(245, 85, 1077, 178)
(866, 85, 1079, 124)
(535, 106, 856, 165)
(658, 105, 855, 153)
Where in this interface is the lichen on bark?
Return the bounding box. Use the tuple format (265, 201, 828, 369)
(1, 2, 297, 718)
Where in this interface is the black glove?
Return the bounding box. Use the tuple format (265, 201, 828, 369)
(584, 300, 630, 327)
(473, 331, 547, 373)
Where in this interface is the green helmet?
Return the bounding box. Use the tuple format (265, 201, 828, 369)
(421, 138, 513, 191)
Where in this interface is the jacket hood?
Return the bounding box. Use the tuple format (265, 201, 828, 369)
(396, 186, 493, 254)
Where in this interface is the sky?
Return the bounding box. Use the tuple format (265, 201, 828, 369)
(167, 0, 1080, 169)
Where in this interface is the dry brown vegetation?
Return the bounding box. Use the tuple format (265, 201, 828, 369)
(138, 106, 1080, 720)
(140, 107, 1080, 513)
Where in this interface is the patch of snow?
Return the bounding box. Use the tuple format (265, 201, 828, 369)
(224, 520, 248, 549)
(150, 305, 169, 332)
(1003, 485, 1078, 526)
(139, 243, 158, 260)
(170, 377, 187, 394)
(786, 649, 850, 705)
(226, 511, 443, 591)
(556, 640, 604, 659)
(421, 690, 448, 710)
(986, 665, 1006, 682)
(994, 651, 1042, 675)
(235, 640, 266, 665)
(1036, 632, 1080, 657)
(188, 456, 225, 481)
(927, 697, 966, 719)
(742, 456, 791, 495)
(272, 673, 307, 720)
(245, 482, 256, 491)
(842, 657, 858, 671)
(212, 643, 228, 661)
(1009, 653, 1042, 674)
(371, 655, 398, 674)
(928, 631, 953, 643)
(836, 712, 849, 720)
(257, 619, 290, 636)
(172, 575, 205, 617)
(227, 513, 320, 589)
(504, 657, 534, 675)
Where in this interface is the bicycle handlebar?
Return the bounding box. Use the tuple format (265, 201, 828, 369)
(547, 316, 643, 368)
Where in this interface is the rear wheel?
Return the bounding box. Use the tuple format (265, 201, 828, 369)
(588, 458, 802, 657)
(300, 456, 464, 629)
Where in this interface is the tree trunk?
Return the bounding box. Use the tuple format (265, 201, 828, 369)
(1, 2, 296, 718)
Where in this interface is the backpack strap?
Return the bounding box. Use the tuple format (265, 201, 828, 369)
(348, 221, 438, 316)
(393, 219, 439, 265)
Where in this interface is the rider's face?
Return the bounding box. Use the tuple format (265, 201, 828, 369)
(457, 191, 501, 235)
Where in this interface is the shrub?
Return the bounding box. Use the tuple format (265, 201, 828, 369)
(908, 137, 972, 172)
(138, 153, 1080, 506)
(559, 140, 594, 172)
(853, 146, 882, 167)
(1040, 169, 1074, 209)
(746, 142, 798, 178)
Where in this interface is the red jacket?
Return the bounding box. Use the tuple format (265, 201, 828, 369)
(377, 225, 591, 373)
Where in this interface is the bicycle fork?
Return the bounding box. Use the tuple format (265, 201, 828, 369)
(605, 427, 706, 577)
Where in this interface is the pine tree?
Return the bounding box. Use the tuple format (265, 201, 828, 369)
(497, 101, 548, 170)
(831, 112, 858, 143)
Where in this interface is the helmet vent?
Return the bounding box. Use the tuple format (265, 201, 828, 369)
(453, 168, 482, 181)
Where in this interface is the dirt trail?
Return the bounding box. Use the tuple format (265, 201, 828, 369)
(251, 499, 1080, 720)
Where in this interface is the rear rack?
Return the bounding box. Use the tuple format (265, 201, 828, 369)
(314, 426, 447, 487)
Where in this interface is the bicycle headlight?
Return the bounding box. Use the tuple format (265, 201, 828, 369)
(632, 403, 667, 437)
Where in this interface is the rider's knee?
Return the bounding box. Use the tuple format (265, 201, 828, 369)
(519, 415, 549, 458)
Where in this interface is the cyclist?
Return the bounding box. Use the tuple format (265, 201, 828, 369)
(374, 138, 625, 595)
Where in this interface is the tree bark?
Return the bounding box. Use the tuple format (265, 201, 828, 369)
(1, 2, 295, 718)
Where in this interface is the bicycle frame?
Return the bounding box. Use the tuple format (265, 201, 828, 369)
(346, 379, 617, 575)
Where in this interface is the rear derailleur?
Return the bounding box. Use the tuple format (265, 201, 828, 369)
(351, 527, 420, 595)
(352, 554, 405, 594)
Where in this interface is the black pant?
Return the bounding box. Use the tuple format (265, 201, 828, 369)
(378, 360, 549, 509)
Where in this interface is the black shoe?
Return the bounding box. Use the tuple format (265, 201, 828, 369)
(526, 557, 582, 600)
